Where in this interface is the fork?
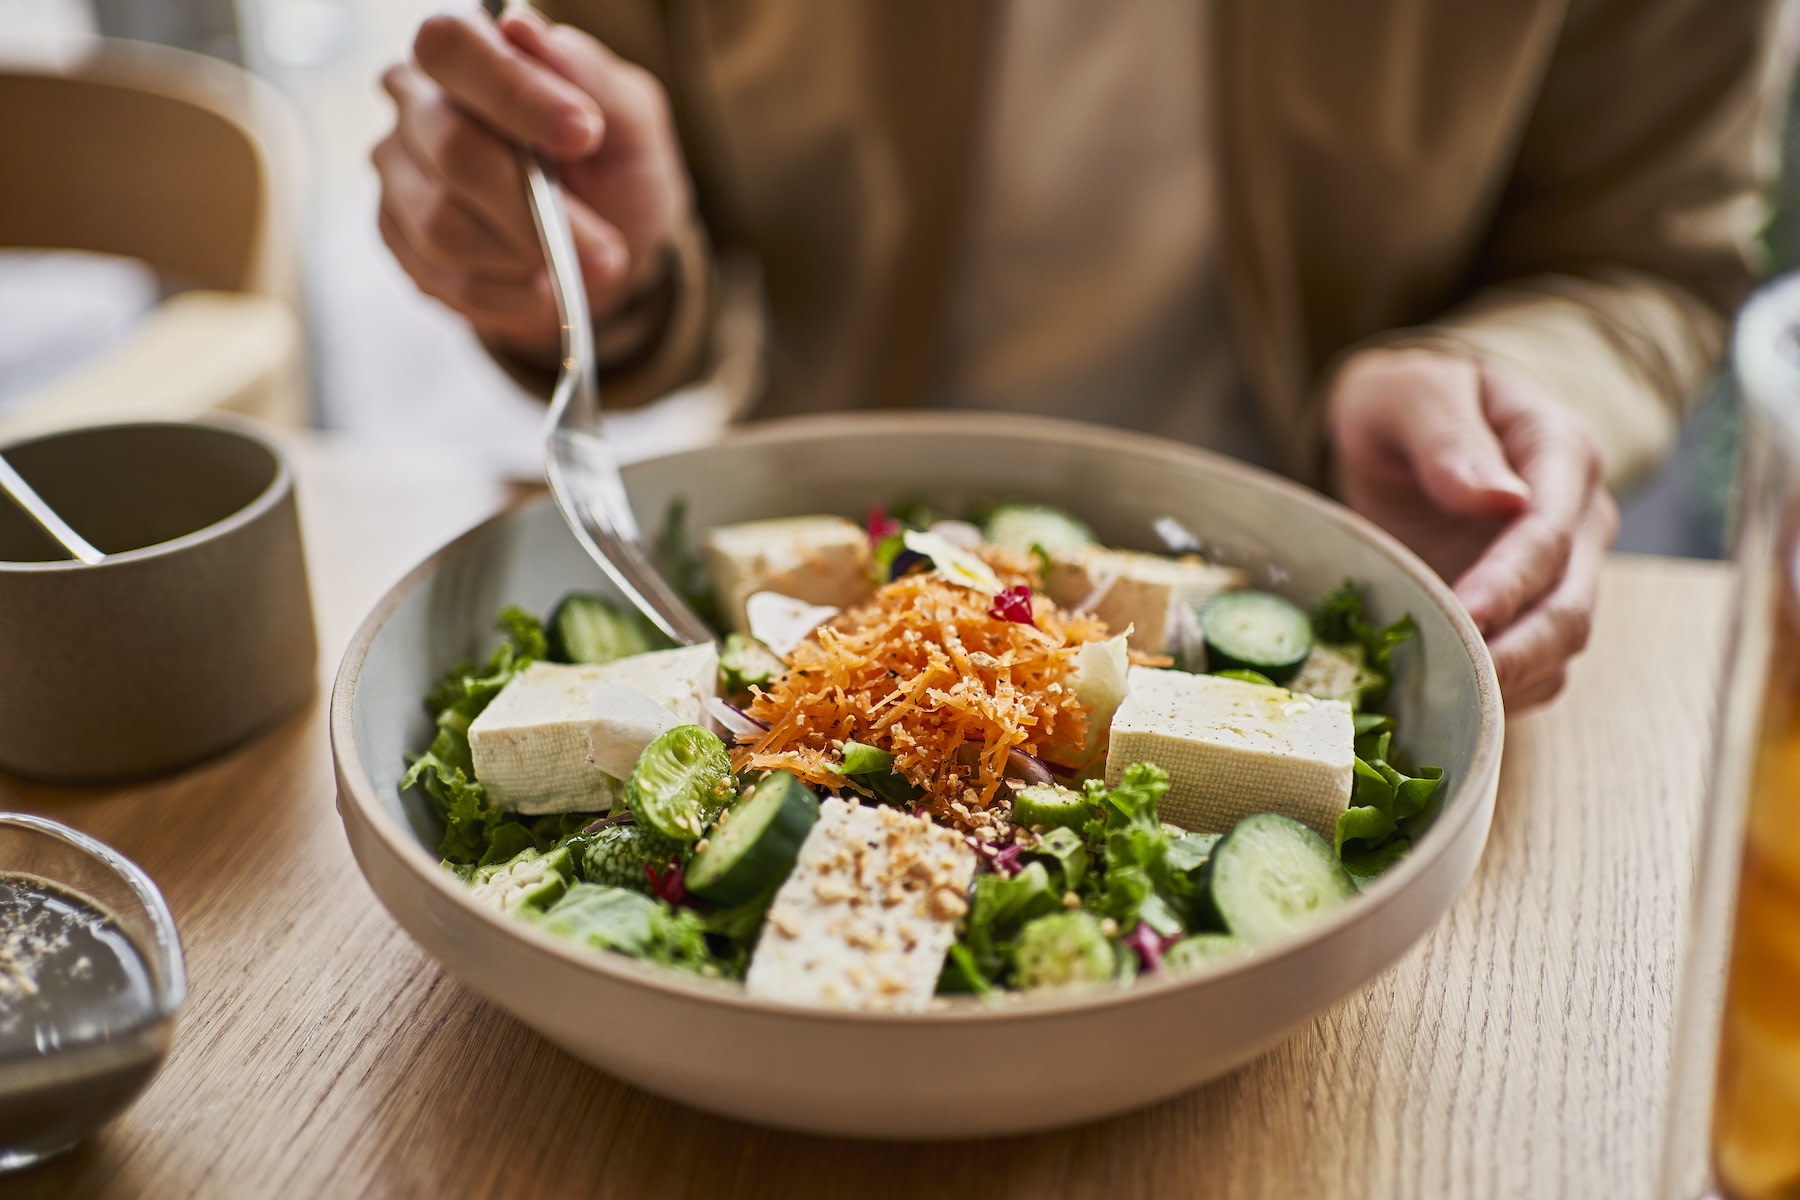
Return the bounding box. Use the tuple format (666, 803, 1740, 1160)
(484, 0, 713, 646)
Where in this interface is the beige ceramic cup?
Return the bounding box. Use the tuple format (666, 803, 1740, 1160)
(0, 420, 316, 782)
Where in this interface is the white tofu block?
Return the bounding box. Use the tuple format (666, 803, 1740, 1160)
(1043, 546, 1249, 654)
(1042, 635, 1129, 769)
(468, 644, 719, 814)
(1106, 667, 1354, 838)
(746, 799, 977, 1013)
(588, 685, 680, 778)
(704, 516, 873, 635)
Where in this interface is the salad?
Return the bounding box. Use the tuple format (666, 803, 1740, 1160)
(402, 503, 1444, 1011)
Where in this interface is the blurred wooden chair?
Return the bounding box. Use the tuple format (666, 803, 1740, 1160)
(0, 39, 308, 438)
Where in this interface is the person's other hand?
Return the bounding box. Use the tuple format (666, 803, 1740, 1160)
(373, 8, 689, 360)
(1327, 347, 1620, 711)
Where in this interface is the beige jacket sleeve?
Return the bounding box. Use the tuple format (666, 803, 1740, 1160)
(1397, 0, 1787, 489)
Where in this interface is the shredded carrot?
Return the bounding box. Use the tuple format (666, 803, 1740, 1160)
(733, 554, 1112, 826)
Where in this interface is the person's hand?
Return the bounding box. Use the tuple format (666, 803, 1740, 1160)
(1327, 347, 1619, 711)
(373, 8, 689, 361)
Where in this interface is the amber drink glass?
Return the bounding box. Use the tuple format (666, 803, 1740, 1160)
(1663, 274, 1800, 1200)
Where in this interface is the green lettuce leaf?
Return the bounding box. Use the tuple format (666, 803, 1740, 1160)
(1336, 803, 1397, 850)
(1080, 761, 1168, 830)
(533, 884, 726, 975)
(1311, 581, 1417, 705)
(1032, 825, 1089, 893)
(871, 531, 907, 583)
(1340, 837, 1413, 883)
(1334, 742, 1445, 879)
(651, 497, 723, 633)
(1164, 831, 1219, 877)
(1079, 764, 1196, 939)
(1302, 596, 1446, 880)
(936, 943, 994, 996)
(831, 741, 920, 806)
(962, 863, 1063, 983)
(699, 884, 779, 944)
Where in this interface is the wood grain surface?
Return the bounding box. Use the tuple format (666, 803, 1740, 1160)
(1, 434, 1730, 1200)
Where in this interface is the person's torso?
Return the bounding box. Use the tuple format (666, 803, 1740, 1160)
(558, 0, 1567, 480)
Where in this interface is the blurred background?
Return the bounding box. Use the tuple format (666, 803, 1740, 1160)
(0, 0, 1780, 555)
(0, 0, 554, 478)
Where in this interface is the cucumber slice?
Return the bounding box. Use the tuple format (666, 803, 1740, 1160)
(719, 632, 786, 693)
(1288, 642, 1385, 711)
(1200, 591, 1314, 684)
(465, 844, 576, 915)
(1163, 934, 1244, 972)
(685, 772, 820, 905)
(1013, 911, 1117, 989)
(983, 505, 1096, 556)
(547, 593, 657, 665)
(623, 725, 735, 842)
(1212, 668, 1277, 688)
(1010, 784, 1091, 832)
(1204, 813, 1356, 945)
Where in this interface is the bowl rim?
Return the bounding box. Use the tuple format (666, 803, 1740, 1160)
(0, 812, 188, 1021)
(330, 410, 1503, 1025)
(0, 417, 292, 574)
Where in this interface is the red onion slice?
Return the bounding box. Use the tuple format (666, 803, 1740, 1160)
(1005, 747, 1055, 786)
(1124, 922, 1181, 973)
(967, 837, 1026, 877)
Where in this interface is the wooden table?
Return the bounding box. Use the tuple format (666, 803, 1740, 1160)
(2, 432, 1732, 1200)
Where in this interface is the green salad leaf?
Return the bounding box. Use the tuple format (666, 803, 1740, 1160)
(871, 530, 908, 584)
(651, 497, 723, 634)
(1080, 764, 1194, 937)
(533, 884, 726, 975)
(1032, 826, 1088, 893)
(964, 863, 1062, 980)
(831, 740, 920, 806)
(1164, 831, 1219, 878)
(700, 884, 779, 944)
(1311, 580, 1417, 705)
(937, 943, 994, 996)
(1310, 584, 1448, 880)
(403, 608, 585, 865)
(1334, 737, 1445, 881)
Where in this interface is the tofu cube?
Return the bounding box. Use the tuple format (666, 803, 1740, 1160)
(704, 516, 873, 635)
(746, 799, 977, 1012)
(1043, 546, 1249, 654)
(1106, 667, 1354, 838)
(468, 643, 719, 814)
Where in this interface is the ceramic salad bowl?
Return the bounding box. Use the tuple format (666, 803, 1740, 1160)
(330, 411, 1502, 1138)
